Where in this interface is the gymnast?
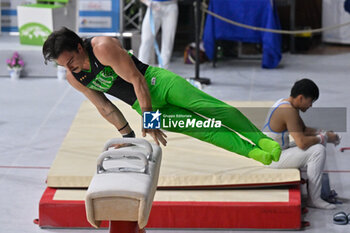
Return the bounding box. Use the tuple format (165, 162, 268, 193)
(42, 27, 281, 165)
(263, 79, 341, 209)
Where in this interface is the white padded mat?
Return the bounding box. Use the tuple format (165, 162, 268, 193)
(47, 100, 300, 188)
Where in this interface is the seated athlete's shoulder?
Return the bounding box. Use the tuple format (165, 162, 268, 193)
(276, 104, 298, 119)
(279, 103, 294, 109)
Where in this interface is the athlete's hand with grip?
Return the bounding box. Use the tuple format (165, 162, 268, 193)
(326, 131, 339, 144)
(326, 131, 341, 146)
(142, 128, 167, 146)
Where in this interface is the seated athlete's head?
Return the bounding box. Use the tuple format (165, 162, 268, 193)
(43, 27, 86, 73)
(290, 78, 319, 112)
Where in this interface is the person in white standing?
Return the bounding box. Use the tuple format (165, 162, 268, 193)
(138, 0, 178, 69)
(263, 79, 341, 210)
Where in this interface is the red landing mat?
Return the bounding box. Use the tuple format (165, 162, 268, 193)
(38, 186, 301, 230)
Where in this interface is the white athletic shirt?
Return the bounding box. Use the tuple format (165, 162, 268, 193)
(263, 98, 291, 150)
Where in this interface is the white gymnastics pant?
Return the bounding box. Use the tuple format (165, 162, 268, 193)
(267, 144, 326, 204)
(138, 1, 178, 69)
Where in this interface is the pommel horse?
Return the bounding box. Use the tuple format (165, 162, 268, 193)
(85, 138, 162, 233)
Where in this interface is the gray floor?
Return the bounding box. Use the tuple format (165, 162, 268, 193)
(1, 49, 350, 233)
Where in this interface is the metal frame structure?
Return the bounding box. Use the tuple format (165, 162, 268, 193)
(119, 0, 144, 46)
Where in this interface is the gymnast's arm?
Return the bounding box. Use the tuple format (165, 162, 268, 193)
(282, 106, 321, 150)
(303, 126, 318, 136)
(66, 72, 133, 136)
(93, 37, 152, 116)
(299, 112, 339, 144)
(91, 36, 167, 146)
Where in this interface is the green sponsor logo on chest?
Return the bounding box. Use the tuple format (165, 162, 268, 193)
(87, 66, 118, 92)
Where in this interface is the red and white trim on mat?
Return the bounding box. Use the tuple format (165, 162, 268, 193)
(36, 186, 301, 230)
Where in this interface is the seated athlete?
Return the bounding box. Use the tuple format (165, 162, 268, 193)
(263, 78, 341, 209)
(42, 27, 281, 165)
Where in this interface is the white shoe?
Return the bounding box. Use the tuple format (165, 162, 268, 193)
(307, 198, 336, 210)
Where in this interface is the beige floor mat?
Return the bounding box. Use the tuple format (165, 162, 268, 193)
(54, 188, 290, 203)
(47, 100, 299, 188)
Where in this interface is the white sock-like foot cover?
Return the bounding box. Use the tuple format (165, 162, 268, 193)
(307, 198, 336, 210)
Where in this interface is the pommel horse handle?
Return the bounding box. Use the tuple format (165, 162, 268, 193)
(103, 138, 153, 161)
(97, 150, 149, 174)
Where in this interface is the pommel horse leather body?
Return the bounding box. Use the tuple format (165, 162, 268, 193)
(85, 138, 162, 233)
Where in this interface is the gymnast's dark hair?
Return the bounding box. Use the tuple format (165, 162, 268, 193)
(42, 27, 85, 64)
(290, 78, 319, 101)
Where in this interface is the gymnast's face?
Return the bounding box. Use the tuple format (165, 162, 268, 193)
(56, 44, 86, 73)
(298, 95, 314, 112)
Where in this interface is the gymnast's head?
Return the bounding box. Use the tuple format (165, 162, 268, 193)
(290, 78, 319, 112)
(43, 27, 86, 73)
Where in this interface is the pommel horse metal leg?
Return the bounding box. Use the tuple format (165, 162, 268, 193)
(109, 221, 140, 233)
(85, 138, 162, 233)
